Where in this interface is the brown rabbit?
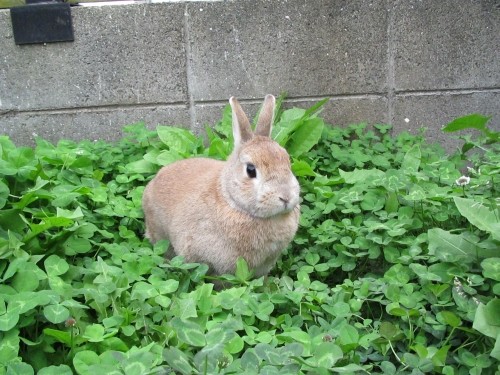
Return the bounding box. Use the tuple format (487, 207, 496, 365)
(142, 95, 300, 278)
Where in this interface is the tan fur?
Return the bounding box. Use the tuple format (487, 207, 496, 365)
(142, 95, 300, 277)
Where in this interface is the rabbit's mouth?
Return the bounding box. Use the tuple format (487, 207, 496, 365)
(256, 199, 300, 218)
(279, 194, 301, 212)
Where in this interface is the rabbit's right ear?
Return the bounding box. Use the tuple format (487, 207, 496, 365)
(254, 94, 275, 137)
(230, 97, 253, 147)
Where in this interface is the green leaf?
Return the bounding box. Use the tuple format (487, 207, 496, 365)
(409, 263, 442, 282)
(432, 345, 451, 367)
(273, 108, 307, 145)
(0, 209, 26, 235)
(6, 362, 34, 375)
(404, 185, 427, 201)
(379, 321, 400, 341)
(384, 264, 412, 285)
(473, 303, 500, 339)
(241, 348, 261, 373)
(43, 328, 72, 346)
(157, 126, 199, 156)
(412, 343, 428, 359)
(63, 236, 92, 255)
(0, 328, 20, 365)
(122, 362, 147, 375)
(401, 144, 421, 173)
(205, 326, 235, 347)
(124, 159, 157, 174)
(8, 292, 50, 315)
(338, 324, 359, 348)
(493, 283, 500, 295)
(171, 317, 206, 347)
(0, 180, 9, 209)
(442, 113, 491, 133)
(339, 168, 385, 184)
(312, 342, 343, 368)
(387, 305, 411, 317)
(491, 333, 500, 361)
(155, 149, 184, 166)
(428, 228, 479, 263)
(226, 334, 244, 354)
(292, 159, 316, 177)
(305, 252, 320, 266)
(385, 191, 399, 213)
(453, 197, 500, 240)
(277, 330, 310, 345)
(484, 298, 500, 326)
(287, 117, 324, 158)
(163, 347, 194, 374)
(255, 301, 274, 321)
(0, 310, 19, 331)
(44, 255, 70, 276)
(12, 268, 40, 292)
(379, 361, 396, 375)
(438, 311, 462, 328)
(235, 257, 252, 282)
(131, 281, 158, 301)
(73, 350, 100, 375)
(83, 324, 106, 342)
(331, 363, 369, 373)
(38, 365, 73, 375)
(481, 258, 500, 281)
(56, 206, 84, 220)
(172, 296, 198, 319)
(24, 216, 74, 243)
(149, 278, 179, 294)
(43, 304, 70, 324)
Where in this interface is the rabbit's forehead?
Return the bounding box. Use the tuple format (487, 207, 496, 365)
(239, 139, 290, 167)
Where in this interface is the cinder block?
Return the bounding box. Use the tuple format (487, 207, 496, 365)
(193, 96, 389, 136)
(392, 92, 500, 152)
(186, 0, 388, 101)
(0, 105, 190, 146)
(193, 101, 260, 135)
(393, 0, 500, 91)
(0, 4, 186, 112)
(284, 97, 389, 126)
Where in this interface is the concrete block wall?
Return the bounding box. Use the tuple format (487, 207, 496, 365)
(0, 0, 499, 150)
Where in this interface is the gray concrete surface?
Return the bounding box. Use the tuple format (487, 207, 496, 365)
(392, 91, 500, 153)
(0, 105, 190, 143)
(393, 0, 500, 91)
(1, 0, 499, 149)
(187, 0, 388, 100)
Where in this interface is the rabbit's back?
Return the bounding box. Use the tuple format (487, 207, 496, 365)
(142, 157, 223, 243)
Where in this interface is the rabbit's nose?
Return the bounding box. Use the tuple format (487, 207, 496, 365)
(279, 197, 289, 206)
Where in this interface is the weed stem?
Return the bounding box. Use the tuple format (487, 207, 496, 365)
(388, 340, 405, 366)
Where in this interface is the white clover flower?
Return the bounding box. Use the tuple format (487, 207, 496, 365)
(455, 176, 470, 186)
(454, 277, 467, 298)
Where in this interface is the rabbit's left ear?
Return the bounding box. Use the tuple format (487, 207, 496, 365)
(254, 94, 275, 137)
(230, 97, 253, 147)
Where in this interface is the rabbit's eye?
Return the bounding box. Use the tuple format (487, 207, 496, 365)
(246, 163, 257, 178)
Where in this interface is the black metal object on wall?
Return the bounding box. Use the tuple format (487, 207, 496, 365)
(10, 0, 74, 45)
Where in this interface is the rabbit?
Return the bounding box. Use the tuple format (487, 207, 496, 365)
(142, 94, 300, 278)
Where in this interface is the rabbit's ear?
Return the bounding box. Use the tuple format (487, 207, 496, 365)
(230, 97, 253, 146)
(254, 94, 275, 137)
